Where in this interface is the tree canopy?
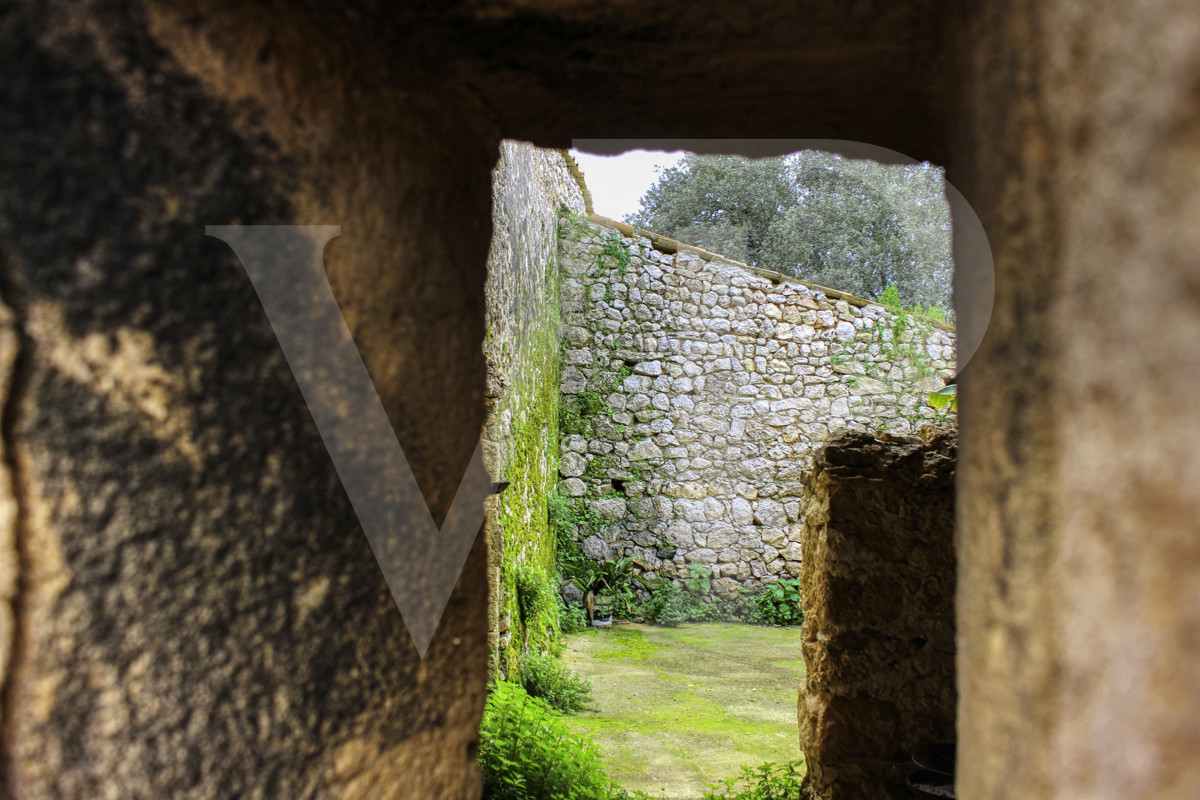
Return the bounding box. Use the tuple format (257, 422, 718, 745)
(626, 152, 953, 317)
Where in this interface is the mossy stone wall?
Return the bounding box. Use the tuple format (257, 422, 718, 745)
(483, 143, 586, 677)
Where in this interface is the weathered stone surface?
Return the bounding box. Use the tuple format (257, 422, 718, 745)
(591, 497, 627, 521)
(581, 536, 611, 561)
(1, 5, 506, 796)
(560, 452, 588, 477)
(9, 2, 1194, 798)
(628, 439, 664, 460)
(799, 427, 956, 800)
(557, 219, 955, 597)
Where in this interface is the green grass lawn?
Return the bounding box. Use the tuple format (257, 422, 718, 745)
(559, 622, 806, 800)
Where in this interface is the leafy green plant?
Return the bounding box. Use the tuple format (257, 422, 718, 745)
(928, 383, 957, 410)
(515, 565, 559, 632)
(755, 578, 803, 626)
(642, 569, 726, 626)
(701, 760, 805, 800)
(566, 556, 634, 597)
(550, 493, 601, 576)
(575, 390, 606, 416)
(879, 285, 903, 310)
(517, 653, 594, 713)
(478, 681, 615, 800)
(559, 602, 588, 635)
(547, 490, 573, 536)
(598, 232, 632, 276)
(683, 564, 713, 596)
(646, 582, 714, 626)
(559, 404, 589, 436)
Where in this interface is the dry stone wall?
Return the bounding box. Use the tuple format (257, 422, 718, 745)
(556, 219, 956, 598)
(482, 143, 586, 676)
(798, 427, 957, 800)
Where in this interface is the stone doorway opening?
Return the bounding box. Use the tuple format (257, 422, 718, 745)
(481, 140, 967, 799)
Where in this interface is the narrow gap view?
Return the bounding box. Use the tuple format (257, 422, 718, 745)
(480, 142, 959, 800)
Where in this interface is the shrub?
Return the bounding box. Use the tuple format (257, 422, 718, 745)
(879, 285, 903, 310)
(755, 578, 803, 626)
(656, 590, 719, 626)
(643, 575, 725, 626)
(560, 603, 588, 635)
(575, 390, 606, 417)
(702, 761, 805, 800)
(478, 681, 614, 800)
(515, 565, 560, 632)
(518, 652, 593, 713)
(547, 490, 573, 535)
(682, 564, 713, 595)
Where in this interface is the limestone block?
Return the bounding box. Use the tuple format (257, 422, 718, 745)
(564, 348, 593, 365)
(754, 499, 787, 527)
(591, 498, 627, 521)
(629, 439, 663, 460)
(560, 452, 588, 477)
(560, 478, 587, 497)
(761, 527, 788, 547)
(581, 536, 611, 561)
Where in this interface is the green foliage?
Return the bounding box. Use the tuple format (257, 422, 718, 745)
(559, 405, 589, 437)
(559, 602, 588, 635)
(755, 578, 803, 626)
(517, 653, 594, 713)
(576, 390, 606, 416)
(547, 490, 573, 536)
(559, 391, 608, 438)
(701, 761, 806, 800)
(598, 232, 632, 276)
(478, 681, 616, 800)
(928, 383, 958, 410)
(493, 313, 561, 678)
(549, 493, 601, 576)
(583, 455, 609, 481)
(646, 582, 719, 626)
(595, 556, 636, 595)
(683, 564, 713, 595)
(557, 207, 590, 242)
(643, 567, 726, 626)
(515, 565, 559, 631)
(879, 285, 902, 310)
(629, 152, 952, 317)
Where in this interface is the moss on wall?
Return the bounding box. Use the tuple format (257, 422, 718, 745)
(484, 144, 586, 679)
(493, 314, 562, 677)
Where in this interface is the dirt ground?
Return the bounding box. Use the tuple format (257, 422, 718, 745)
(559, 622, 806, 800)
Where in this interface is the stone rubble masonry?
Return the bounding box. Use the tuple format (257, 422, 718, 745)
(556, 219, 957, 598)
(798, 427, 957, 800)
(482, 143, 586, 675)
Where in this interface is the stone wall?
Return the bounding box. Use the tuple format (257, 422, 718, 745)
(555, 219, 956, 598)
(483, 143, 586, 676)
(0, 4, 503, 798)
(798, 427, 957, 800)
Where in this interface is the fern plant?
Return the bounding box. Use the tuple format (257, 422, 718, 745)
(478, 681, 614, 800)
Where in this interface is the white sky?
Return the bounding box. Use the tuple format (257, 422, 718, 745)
(569, 149, 686, 222)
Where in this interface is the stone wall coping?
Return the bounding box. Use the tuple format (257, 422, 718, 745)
(587, 213, 956, 333)
(560, 150, 595, 215)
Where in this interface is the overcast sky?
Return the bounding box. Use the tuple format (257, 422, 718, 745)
(569, 149, 686, 222)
